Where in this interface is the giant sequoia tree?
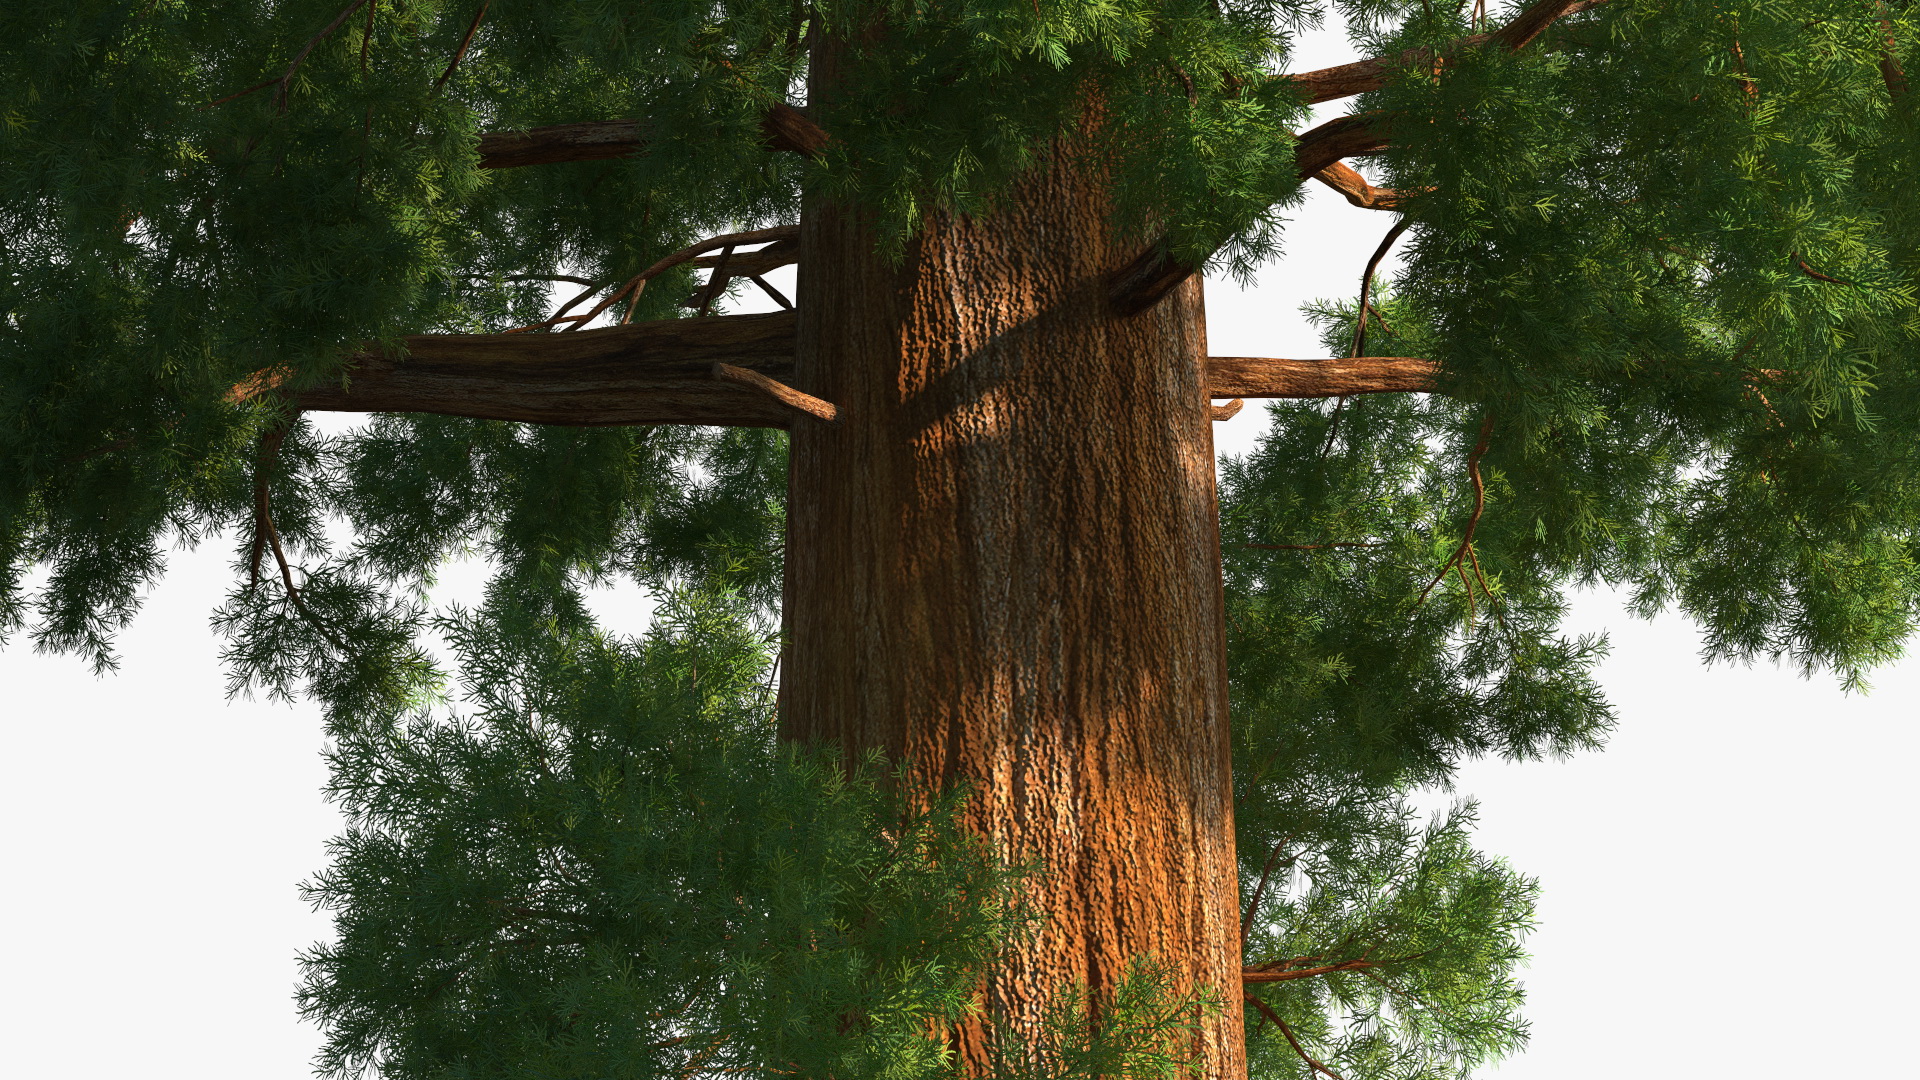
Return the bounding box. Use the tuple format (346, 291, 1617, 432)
(4, 1, 1917, 1077)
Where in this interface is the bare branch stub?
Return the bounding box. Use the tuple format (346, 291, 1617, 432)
(712, 362, 839, 424)
(1211, 398, 1245, 421)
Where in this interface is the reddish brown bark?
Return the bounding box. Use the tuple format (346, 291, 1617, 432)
(285, 311, 798, 426)
(781, 155, 1243, 1073)
(258, 318, 1432, 426)
(1208, 355, 1437, 398)
(475, 103, 825, 168)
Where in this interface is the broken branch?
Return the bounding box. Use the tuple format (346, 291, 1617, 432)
(286, 310, 802, 427)
(713, 362, 839, 424)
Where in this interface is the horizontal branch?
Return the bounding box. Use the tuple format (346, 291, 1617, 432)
(1244, 959, 1380, 984)
(291, 311, 800, 426)
(1208, 355, 1436, 398)
(477, 103, 826, 169)
(254, 321, 1438, 430)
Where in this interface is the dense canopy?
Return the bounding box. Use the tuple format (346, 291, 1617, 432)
(3, 1, 1915, 1077)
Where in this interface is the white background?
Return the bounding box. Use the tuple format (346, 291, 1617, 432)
(4, 19, 1915, 1079)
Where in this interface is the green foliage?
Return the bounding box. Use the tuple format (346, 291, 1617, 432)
(6, 2, 1920, 1078)
(1241, 803, 1535, 1080)
(301, 583, 1029, 1080)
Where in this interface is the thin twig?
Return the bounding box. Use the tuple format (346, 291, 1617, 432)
(248, 427, 286, 592)
(1241, 835, 1297, 945)
(274, 0, 373, 113)
(1321, 219, 1412, 460)
(431, 2, 490, 94)
(1241, 542, 1385, 550)
(505, 279, 607, 333)
(1792, 252, 1858, 286)
(1244, 959, 1380, 983)
(1243, 996, 1347, 1080)
(1350, 218, 1411, 360)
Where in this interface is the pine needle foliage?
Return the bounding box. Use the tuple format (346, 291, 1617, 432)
(4, 0, 1919, 1078)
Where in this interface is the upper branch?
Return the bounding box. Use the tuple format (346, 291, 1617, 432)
(241, 314, 1433, 429)
(1287, 0, 1613, 105)
(1208, 355, 1437, 398)
(477, 103, 827, 169)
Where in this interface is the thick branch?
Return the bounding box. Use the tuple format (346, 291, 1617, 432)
(1208, 355, 1437, 398)
(477, 103, 826, 169)
(1108, 117, 1397, 315)
(1311, 161, 1406, 210)
(1287, 0, 1612, 104)
(257, 324, 1435, 431)
(1293, 112, 1394, 180)
(291, 311, 800, 426)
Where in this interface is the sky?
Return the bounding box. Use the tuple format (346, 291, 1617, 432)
(4, 17, 1917, 1080)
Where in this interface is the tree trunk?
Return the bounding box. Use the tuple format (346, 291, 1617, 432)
(780, 150, 1244, 1075)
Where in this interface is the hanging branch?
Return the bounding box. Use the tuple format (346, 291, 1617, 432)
(246, 423, 347, 650)
(1243, 996, 1348, 1080)
(1113, 0, 1602, 315)
(1350, 219, 1411, 360)
(1418, 412, 1497, 605)
(1325, 217, 1413, 456)
(275, 0, 373, 113)
(201, 0, 373, 111)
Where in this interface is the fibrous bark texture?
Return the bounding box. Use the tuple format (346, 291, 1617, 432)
(1208, 354, 1437, 397)
(781, 157, 1243, 1074)
(292, 311, 797, 426)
